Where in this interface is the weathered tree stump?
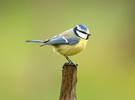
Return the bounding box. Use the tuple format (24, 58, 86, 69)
(59, 63, 77, 100)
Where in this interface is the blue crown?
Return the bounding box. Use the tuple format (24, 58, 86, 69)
(78, 24, 88, 31)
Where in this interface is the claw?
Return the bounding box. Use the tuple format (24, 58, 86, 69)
(64, 56, 78, 68)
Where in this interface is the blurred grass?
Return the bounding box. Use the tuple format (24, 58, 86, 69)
(0, 0, 135, 100)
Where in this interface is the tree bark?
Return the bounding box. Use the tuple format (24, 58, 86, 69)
(59, 63, 77, 100)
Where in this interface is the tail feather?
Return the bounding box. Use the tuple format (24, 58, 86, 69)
(26, 40, 44, 43)
(26, 39, 50, 47)
(40, 40, 50, 47)
(40, 43, 48, 47)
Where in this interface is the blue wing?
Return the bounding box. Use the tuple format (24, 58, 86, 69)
(40, 35, 80, 47)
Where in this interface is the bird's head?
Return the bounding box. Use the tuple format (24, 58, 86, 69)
(73, 24, 91, 40)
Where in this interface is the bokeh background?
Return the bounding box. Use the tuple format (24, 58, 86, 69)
(0, 0, 135, 100)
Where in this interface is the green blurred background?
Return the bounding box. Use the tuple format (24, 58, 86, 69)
(0, 0, 135, 100)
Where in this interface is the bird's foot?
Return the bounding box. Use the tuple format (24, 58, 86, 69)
(64, 56, 78, 68)
(63, 62, 78, 68)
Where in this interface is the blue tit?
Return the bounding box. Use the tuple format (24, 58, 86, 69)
(26, 24, 91, 65)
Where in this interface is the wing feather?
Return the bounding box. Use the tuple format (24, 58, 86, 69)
(40, 35, 80, 47)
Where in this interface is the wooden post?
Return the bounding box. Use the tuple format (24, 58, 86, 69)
(59, 63, 78, 100)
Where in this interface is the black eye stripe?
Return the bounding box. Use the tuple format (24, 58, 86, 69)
(76, 29, 88, 34)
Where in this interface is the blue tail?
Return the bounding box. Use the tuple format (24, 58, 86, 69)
(26, 40, 44, 43)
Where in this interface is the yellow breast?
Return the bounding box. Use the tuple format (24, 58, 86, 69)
(53, 38, 87, 56)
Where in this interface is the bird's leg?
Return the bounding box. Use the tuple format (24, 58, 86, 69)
(65, 56, 73, 64)
(64, 56, 78, 67)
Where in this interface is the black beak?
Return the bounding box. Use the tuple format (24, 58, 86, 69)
(86, 34, 91, 40)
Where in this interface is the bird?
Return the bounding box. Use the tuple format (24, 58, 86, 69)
(26, 24, 91, 66)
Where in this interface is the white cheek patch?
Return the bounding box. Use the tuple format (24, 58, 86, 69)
(76, 31, 87, 39)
